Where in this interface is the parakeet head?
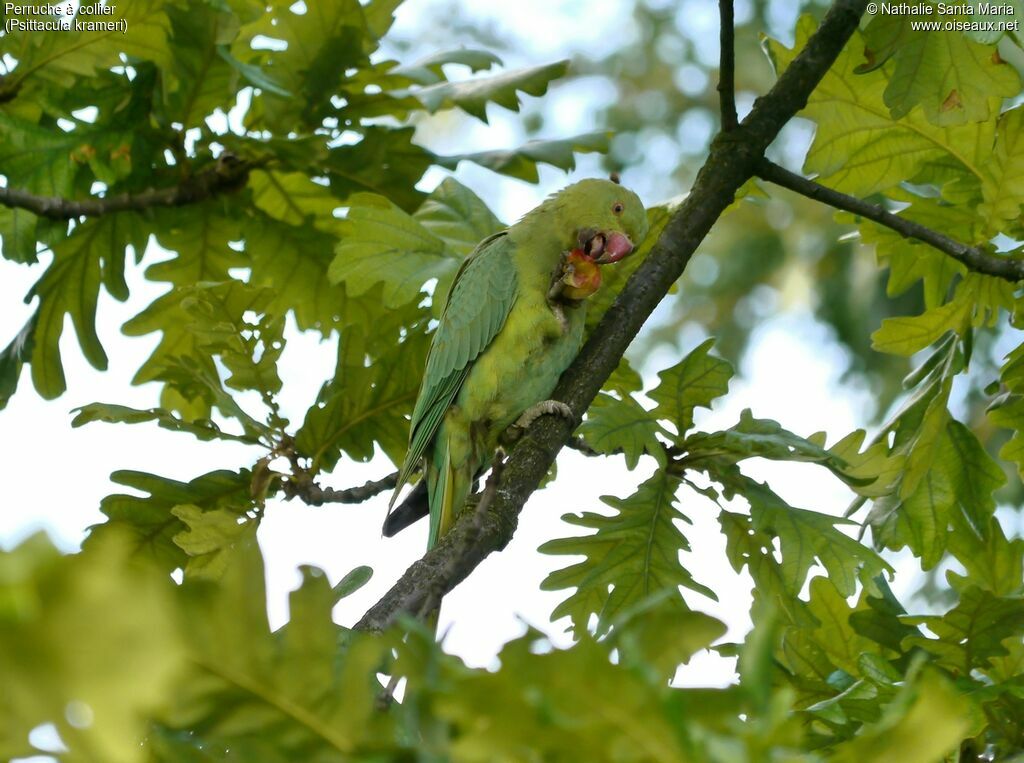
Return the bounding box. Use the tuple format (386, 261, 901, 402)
(551, 178, 649, 266)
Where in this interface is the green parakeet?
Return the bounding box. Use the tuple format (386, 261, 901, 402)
(385, 178, 648, 548)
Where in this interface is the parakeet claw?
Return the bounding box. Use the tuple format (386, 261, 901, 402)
(501, 401, 573, 445)
(547, 275, 568, 305)
(514, 400, 574, 429)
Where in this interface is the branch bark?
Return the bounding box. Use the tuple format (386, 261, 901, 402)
(756, 159, 1024, 283)
(355, 0, 869, 633)
(284, 472, 398, 506)
(718, 0, 738, 131)
(0, 154, 255, 219)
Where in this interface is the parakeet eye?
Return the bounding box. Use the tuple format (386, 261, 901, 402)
(612, 202, 624, 214)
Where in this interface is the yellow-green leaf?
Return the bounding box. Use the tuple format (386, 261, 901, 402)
(578, 393, 666, 469)
(871, 298, 971, 356)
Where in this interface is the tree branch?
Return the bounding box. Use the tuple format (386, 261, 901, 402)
(355, 0, 869, 633)
(718, 0, 738, 131)
(756, 159, 1024, 283)
(0, 154, 256, 219)
(418, 452, 506, 623)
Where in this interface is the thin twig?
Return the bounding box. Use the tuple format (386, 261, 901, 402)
(0, 74, 19, 103)
(718, 0, 738, 131)
(465, 452, 505, 544)
(284, 471, 398, 506)
(565, 435, 601, 457)
(566, 433, 683, 462)
(0, 154, 258, 220)
(756, 159, 1024, 283)
(354, 0, 870, 633)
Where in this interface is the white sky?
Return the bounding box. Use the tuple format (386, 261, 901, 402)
(0, 0, 919, 694)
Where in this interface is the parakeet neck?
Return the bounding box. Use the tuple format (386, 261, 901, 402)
(509, 210, 571, 288)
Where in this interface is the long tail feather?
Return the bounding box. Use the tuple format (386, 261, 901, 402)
(428, 439, 454, 549)
(383, 469, 484, 539)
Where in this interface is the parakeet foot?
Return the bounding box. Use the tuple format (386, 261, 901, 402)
(515, 400, 573, 429)
(500, 401, 573, 446)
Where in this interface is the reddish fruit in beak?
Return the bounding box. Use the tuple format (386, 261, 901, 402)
(561, 248, 602, 300)
(594, 232, 633, 264)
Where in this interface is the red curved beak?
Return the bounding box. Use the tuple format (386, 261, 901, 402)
(594, 232, 634, 264)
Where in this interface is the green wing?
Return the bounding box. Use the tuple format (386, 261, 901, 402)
(391, 231, 518, 504)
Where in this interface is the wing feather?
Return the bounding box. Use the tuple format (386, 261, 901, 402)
(391, 232, 518, 504)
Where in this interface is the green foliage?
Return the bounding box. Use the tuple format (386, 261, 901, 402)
(547, 341, 895, 650)
(0, 531, 186, 763)
(410, 60, 569, 121)
(991, 338, 1024, 480)
(2, 0, 1024, 760)
(28, 215, 147, 398)
(71, 401, 258, 443)
(328, 179, 501, 309)
(576, 392, 666, 468)
(541, 470, 715, 638)
(297, 325, 428, 469)
(0, 314, 35, 409)
(722, 478, 892, 598)
(648, 337, 732, 437)
(437, 131, 610, 182)
(85, 468, 254, 574)
(904, 584, 1024, 673)
(826, 665, 976, 763)
(162, 538, 393, 761)
(0, 0, 597, 413)
(3, 523, 991, 762)
(1, 530, 395, 761)
(861, 12, 1020, 125)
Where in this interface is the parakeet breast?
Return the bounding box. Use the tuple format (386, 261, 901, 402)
(456, 288, 585, 445)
